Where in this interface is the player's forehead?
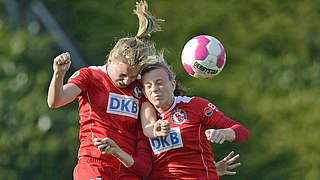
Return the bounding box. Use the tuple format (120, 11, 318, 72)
(142, 69, 169, 83)
(113, 61, 140, 73)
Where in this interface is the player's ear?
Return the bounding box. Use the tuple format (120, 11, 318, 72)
(141, 86, 146, 96)
(140, 81, 147, 96)
(107, 58, 112, 65)
(171, 79, 176, 91)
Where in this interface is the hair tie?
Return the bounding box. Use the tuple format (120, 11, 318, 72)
(135, 36, 141, 40)
(149, 66, 173, 80)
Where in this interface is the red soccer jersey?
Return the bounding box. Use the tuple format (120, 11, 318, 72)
(148, 96, 249, 180)
(67, 65, 145, 163)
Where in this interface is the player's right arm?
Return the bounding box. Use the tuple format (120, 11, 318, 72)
(47, 52, 82, 108)
(140, 102, 170, 138)
(93, 125, 153, 177)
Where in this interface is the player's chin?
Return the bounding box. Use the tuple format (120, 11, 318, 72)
(116, 83, 128, 89)
(151, 100, 161, 106)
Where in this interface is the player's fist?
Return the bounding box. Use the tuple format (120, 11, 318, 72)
(53, 52, 71, 75)
(153, 120, 171, 137)
(205, 129, 226, 144)
(93, 137, 120, 155)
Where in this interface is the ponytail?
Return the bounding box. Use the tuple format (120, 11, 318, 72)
(108, 1, 163, 67)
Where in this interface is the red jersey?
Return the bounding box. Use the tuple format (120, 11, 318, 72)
(148, 96, 249, 180)
(67, 65, 145, 163)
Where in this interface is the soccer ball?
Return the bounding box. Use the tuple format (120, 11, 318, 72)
(181, 35, 226, 79)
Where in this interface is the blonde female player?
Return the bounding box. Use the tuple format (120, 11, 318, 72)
(47, 1, 161, 179)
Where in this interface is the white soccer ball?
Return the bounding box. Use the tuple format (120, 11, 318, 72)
(181, 35, 226, 79)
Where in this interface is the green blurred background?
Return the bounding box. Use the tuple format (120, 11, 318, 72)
(0, 0, 319, 179)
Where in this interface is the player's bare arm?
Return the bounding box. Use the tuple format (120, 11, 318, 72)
(93, 138, 134, 167)
(205, 128, 236, 144)
(47, 52, 81, 108)
(140, 102, 171, 138)
(215, 151, 241, 176)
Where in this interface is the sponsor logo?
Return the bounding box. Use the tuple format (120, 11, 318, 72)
(149, 127, 183, 154)
(132, 84, 143, 99)
(107, 92, 139, 118)
(193, 62, 219, 74)
(70, 71, 80, 78)
(204, 107, 213, 116)
(171, 109, 187, 124)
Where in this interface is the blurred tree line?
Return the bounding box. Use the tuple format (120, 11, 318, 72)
(0, 0, 319, 179)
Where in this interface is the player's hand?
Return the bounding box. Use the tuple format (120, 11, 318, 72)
(93, 137, 120, 155)
(153, 120, 171, 137)
(205, 129, 226, 144)
(53, 52, 71, 75)
(215, 151, 240, 176)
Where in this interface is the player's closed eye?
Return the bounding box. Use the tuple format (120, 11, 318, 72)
(119, 74, 127, 78)
(155, 81, 163, 87)
(143, 83, 151, 89)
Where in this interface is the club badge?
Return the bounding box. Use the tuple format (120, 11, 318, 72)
(171, 109, 187, 124)
(132, 84, 143, 99)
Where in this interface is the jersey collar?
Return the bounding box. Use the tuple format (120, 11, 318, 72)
(159, 96, 177, 119)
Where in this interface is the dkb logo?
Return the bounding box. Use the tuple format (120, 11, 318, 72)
(107, 92, 139, 119)
(149, 127, 184, 154)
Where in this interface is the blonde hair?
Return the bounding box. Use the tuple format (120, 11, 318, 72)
(108, 1, 163, 67)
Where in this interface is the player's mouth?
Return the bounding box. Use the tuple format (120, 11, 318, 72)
(117, 82, 127, 88)
(153, 95, 161, 100)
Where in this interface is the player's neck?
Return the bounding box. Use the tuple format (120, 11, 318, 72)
(156, 95, 175, 114)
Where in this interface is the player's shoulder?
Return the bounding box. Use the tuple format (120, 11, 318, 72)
(193, 96, 210, 103)
(69, 65, 107, 81)
(176, 96, 210, 107)
(176, 96, 208, 102)
(175, 96, 193, 104)
(87, 65, 107, 74)
(79, 65, 107, 76)
(175, 96, 204, 105)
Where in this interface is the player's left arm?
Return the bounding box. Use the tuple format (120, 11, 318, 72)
(201, 99, 249, 143)
(207, 115, 250, 143)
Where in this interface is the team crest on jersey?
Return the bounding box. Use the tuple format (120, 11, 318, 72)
(204, 107, 213, 117)
(132, 84, 143, 99)
(149, 127, 184, 154)
(70, 70, 80, 79)
(171, 109, 187, 124)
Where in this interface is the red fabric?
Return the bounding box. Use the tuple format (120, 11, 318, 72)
(73, 157, 142, 180)
(219, 116, 250, 142)
(67, 65, 147, 176)
(128, 121, 152, 177)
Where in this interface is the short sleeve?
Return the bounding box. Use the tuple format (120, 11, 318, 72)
(198, 97, 224, 127)
(199, 97, 250, 142)
(67, 68, 90, 92)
